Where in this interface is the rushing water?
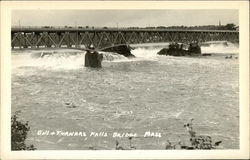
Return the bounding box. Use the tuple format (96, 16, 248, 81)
(11, 42, 239, 150)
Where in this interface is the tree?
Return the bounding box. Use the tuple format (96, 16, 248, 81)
(224, 23, 236, 30)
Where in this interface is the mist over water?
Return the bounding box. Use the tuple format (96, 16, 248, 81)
(11, 41, 239, 150)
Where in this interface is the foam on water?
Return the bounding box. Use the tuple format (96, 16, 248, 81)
(11, 41, 239, 73)
(12, 49, 84, 70)
(11, 41, 239, 149)
(12, 49, 128, 72)
(131, 47, 162, 59)
(201, 41, 239, 54)
(132, 41, 239, 58)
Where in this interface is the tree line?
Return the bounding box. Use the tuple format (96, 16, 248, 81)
(129, 23, 238, 30)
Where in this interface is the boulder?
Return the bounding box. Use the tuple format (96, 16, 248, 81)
(101, 44, 135, 58)
(188, 43, 201, 55)
(157, 43, 201, 56)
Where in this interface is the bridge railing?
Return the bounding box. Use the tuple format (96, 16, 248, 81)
(11, 26, 123, 30)
(11, 26, 238, 33)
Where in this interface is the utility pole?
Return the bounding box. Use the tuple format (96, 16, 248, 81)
(18, 20, 21, 27)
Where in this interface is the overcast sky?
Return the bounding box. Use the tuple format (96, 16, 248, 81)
(12, 10, 238, 27)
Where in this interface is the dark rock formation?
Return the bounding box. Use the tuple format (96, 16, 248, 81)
(225, 55, 233, 59)
(188, 43, 201, 55)
(101, 44, 135, 58)
(157, 43, 201, 56)
(202, 53, 212, 56)
(157, 47, 186, 56)
(222, 41, 228, 46)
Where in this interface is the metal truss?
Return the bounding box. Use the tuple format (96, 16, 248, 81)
(11, 27, 239, 49)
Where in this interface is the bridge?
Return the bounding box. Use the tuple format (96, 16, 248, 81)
(11, 26, 239, 49)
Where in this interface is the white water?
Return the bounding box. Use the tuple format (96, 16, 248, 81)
(11, 41, 239, 149)
(12, 41, 239, 71)
(201, 41, 239, 54)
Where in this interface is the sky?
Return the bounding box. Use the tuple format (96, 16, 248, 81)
(12, 10, 239, 27)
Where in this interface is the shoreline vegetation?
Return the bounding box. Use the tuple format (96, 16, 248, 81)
(11, 111, 36, 150)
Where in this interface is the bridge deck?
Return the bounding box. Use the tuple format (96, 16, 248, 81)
(11, 27, 238, 33)
(11, 26, 239, 49)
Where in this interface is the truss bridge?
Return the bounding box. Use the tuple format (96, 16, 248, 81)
(11, 26, 239, 49)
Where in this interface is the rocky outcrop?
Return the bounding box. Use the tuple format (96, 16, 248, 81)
(188, 43, 201, 55)
(157, 43, 201, 56)
(101, 44, 135, 58)
(157, 47, 186, 56)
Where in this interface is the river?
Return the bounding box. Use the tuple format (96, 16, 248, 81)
(11, 41, 239, 150)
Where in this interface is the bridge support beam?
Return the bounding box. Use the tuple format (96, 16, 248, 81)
(11, 28, 239, 50)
